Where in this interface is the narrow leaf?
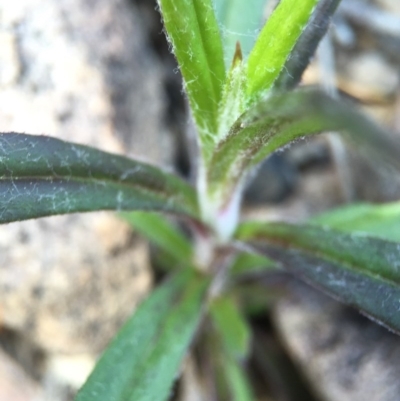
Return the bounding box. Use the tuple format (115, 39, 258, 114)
(158, 0, 226, 152)
(274, 0, 341, 90)
(311, 202, 400, 242)
(237, 221, 400, 333)
(212, 44, 246, 150)
(121, 211, 193, 264)
(75, 270, 209, 401)
(231, 251, 276, 277)
(223, 355, 255, 401)
(208, 316, 255, 401)
(213, 0, 267, 61)
(0, 133, 199, 223)
(246, 0, 319, 99)
(209, 295, 251, 361)
(206, 89, 400, 208)
(236, 283, 282, 316)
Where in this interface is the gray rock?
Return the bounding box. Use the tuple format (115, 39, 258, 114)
(244, 154, 298, 205)
(273, 281, 400, 401)
(0, 215, 151, 354)
(377, 0, 400, 14)
(0, 347, 42, 401)
(0, 0, 172, 355)
(339, 51, 399, 101)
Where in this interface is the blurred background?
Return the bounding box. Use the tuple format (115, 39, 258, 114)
(0, 0, 399, 400)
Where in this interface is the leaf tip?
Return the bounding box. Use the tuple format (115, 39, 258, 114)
(231, 41, 243, 68)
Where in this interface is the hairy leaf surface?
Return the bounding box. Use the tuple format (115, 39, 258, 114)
(75, 270, 209, 401)
(158, 0, 225, 155)
(237, 221, 400, 333)
(0, 133, 199, 222)
(206, 89, 400, 206)
(246, 0, 318, 99)
(274, 0, 341, 90)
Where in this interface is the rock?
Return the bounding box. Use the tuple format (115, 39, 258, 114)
(377, 0, 400, 14)
(0, 347, 42, 401)
(243, 158, 343, 224)
(0, 0, 169, 356)
(273, 281, 400, 401)
(338, 51, 399, 101)
(287, 139, 331, 171)
(0, 215, 151, 354)
(244, 154, 298, 205)
(377, 0, 400, 13)
(42, 353, 95, 400)
(339, 0, 400, 38)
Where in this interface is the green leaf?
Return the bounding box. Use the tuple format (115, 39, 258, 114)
(246, 0, 319, 99)
(213, 0, 267, 61)
(213, 48, 247, 148)
(209, 294, 251, 361)
(158, 0, 226, 157)
(223, 355, 255, 401)
(75, 270, 209, 401)
(311, 202, 400, 242)
(230, 251, 276, 277)
(236, 283, 281, 316)
(206, 89, 400, 211)
(207, 313, 255, 401)
(274, 0, 341, 90)
(0, 133, 199, 223)
(237, 221, 400, 334)
(121, 211, 193, 265)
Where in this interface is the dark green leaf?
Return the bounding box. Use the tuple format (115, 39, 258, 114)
(75, 269, 209, 401)
(0, 133, 199, 223)
(158, 0, 226, 155)
(213, 0, 267, 61)
(237, 221, 400, 333)
(121, 211, 193, 265)
(274, 0, 341, 90)
(209, 294, 251, 361)
(246, 0, 319, 99)
(311, 202, 400, 242)
(206, 89, 400, 208)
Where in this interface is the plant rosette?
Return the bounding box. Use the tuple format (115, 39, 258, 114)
(1, 0, 400, 400)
